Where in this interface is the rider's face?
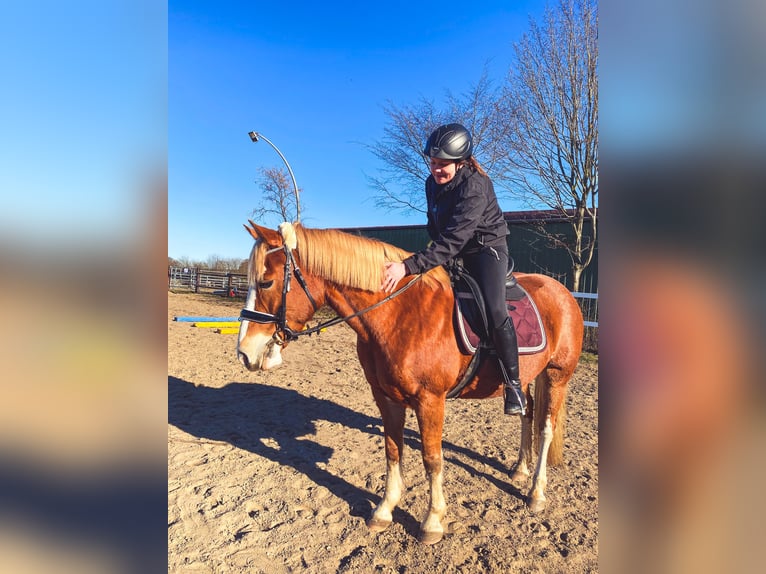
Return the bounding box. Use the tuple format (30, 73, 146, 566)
(429, 158, 458, 184)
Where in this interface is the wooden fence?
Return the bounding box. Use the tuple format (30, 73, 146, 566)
(168, 267, 248, 297)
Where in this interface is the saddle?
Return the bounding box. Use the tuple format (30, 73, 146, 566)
(452, 266, 546, 356)
(446, 263, 547, 399)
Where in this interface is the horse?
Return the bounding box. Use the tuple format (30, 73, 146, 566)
(236, 221, 584, 545)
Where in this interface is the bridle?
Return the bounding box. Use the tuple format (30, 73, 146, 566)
(239, 243, 422, 345)
(239, 244, 317, 345)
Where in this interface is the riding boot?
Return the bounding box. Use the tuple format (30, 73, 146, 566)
(493, 317, 526, 416)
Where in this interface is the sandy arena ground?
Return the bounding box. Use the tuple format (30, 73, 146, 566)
(168, 292, 598, 573)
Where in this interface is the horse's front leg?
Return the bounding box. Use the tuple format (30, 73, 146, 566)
(367, 394, 406, 533)
(414, 393, 447, 545)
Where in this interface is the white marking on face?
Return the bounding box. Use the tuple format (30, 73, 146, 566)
(237, 240, 287, 371)
(241, 332, 281, 370)
(237, 286, 258, 347)
(261, 340, 283, 370)
(237, 285, 283, 370)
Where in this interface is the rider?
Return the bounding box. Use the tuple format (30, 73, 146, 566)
(381, 123, 525, 416)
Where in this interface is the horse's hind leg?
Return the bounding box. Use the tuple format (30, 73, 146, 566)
(529, 366, 569, 513)
(529, 413, 555, 513)
(367, 394, 406, 533)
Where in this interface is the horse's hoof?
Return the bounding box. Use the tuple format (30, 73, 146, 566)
(366, 517, 392, 533)
(418, 530, 444, 545)
(528, 498, 546, 514)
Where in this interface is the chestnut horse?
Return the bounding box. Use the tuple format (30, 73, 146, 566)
(236, 221, 584, 544)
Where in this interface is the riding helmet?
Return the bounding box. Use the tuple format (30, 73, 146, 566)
(423, 123, 473, 161)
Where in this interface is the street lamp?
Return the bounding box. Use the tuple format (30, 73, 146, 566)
(248, 131, 301, 222)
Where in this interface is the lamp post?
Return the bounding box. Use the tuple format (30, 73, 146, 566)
(248, 131, 301, 222)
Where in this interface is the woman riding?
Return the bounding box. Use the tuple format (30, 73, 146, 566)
(381, 123, 525, 415)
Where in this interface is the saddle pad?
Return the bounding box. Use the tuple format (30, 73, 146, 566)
(455, 284, 547, 356)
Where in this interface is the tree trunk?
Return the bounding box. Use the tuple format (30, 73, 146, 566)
(572, 264, 583, 293)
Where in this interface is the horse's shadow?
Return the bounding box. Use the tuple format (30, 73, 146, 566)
(168, 376, 522, 536)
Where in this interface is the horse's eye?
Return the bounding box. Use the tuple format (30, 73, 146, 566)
(257, 280, 274, 290)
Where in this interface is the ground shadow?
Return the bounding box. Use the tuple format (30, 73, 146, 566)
(169, 376, 423, 533)
(168, 376, 522, 537)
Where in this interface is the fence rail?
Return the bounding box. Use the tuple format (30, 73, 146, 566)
(572, 292, 598, 353)
(572, 292, 598, 328)
(168, 267, 248, 296)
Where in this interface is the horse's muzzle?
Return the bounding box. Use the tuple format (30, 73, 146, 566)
(237, 337, 283, 371)
(237, 350, 256, 371)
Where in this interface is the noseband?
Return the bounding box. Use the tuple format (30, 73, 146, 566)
(239, 243, 422, 345)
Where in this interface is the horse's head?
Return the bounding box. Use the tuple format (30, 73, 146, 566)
(237, 221, 323, 371)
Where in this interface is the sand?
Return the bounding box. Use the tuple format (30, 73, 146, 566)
(168, 291, 598, 573)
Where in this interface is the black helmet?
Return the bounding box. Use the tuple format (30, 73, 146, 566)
(423, 123, 473, 161)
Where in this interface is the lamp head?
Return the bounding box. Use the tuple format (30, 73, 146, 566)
(248, 131, 259, 143)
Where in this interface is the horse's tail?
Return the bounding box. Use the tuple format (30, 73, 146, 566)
(533, 372, 567, 466)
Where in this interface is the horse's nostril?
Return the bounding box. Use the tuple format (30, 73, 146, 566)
(238, 351, 250, 370)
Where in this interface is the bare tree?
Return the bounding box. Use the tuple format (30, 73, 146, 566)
(204, 255, 226, 271)
(502, 0, 598, 291)
(365, 1, 597, 291)
(203, 255, 245, 272)
(250, 166, 303, 225)
(173, 255, 198, 269)
(365, 70, 509, 215)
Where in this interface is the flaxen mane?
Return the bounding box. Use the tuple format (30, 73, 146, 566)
(293, 224, 449, 292)
(247, 223, 449, 292)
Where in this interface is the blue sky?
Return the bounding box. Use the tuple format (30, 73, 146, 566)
(169, 1, 546, 261)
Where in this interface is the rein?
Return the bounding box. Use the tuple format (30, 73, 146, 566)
(239, 243, 422, 345)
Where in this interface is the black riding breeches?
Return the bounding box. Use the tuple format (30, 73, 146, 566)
(462, 243, 509, 332)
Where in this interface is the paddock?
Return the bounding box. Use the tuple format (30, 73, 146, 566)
(168, 291, 598, 572)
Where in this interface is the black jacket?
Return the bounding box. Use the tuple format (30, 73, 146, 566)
(402, 166, 508, 275)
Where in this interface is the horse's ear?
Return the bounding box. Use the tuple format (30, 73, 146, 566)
(244, 220, 283, 247)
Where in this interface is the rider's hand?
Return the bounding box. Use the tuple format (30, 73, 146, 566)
(381, 262, 406, 293)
